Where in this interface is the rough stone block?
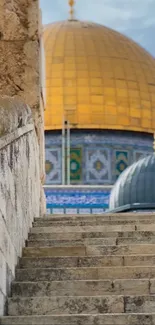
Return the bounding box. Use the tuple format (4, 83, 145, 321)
(117, 236, 155, 244)
(137, 224, 155, 231)
(86, 244, 155, 256)
(125, 295, 155, 313)
(0, 0, 28, 40)
(124, 255, 155, 266)
(22, 246, 86, 257)
(150, 280, 155, 294)
(8, 296, 124, 316)
(113, 279, 149, 295)
(0, 41, 25, 97)
(0, 41, 39, 111)
(0, 0, 39, 41)
(27, 0, 39, 39)
(98, 266, 155, 280)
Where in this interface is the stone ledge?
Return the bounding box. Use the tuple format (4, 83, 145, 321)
(0, 124, 34, 151)
(0, 96, 33, 136)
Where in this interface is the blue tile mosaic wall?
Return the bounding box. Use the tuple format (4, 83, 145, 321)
(45, 186, 111, 214)
(115, 151, 129, 179)
(45, 130, 153, 185)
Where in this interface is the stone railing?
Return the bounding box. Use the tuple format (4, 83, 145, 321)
(0, 97, 42, 315)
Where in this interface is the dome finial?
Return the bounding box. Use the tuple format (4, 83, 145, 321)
(69, 0, 75, 20)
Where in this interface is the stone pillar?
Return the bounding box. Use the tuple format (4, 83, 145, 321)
(0, 0, 45, 215)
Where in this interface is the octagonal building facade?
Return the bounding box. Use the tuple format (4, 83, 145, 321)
(43, 20, 155, 185)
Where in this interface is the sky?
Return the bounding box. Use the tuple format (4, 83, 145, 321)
(40, 0, 155, 57)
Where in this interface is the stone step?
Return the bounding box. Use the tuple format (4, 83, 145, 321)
(30, 224, 155, 234)
(8, 295, 124, 316)
(19, 255, 155, 269)
(35, 213, 155, 222)
(7, 295, 155, 316)
(29, 230, 155, 241)
(15, 266, 155, 282)
(27, 236, 155, 247)
(22, 244, 155, 258)
(23, 246, 86, 257)
(125, 295, 155, 313)
(33, 219, 155, 227)
(19, 255, 123, 268)
(27, 237, 117, 247)
(11, 279, 152, 297)
(1, 313, 155, 325)
(117, 237, 155, 244)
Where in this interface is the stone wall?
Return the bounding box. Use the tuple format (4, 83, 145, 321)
(45, 130, 153, 185)
(0, 0, 40, 112)
(0, 0, 45, 212)
(0, 97, 41, 315)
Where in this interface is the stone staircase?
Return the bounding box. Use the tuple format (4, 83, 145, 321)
(1, 213, 155, 324)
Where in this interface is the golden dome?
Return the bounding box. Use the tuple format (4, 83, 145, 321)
(43, 20, 155, 133)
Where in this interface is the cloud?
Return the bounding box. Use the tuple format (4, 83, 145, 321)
(40, 0, 155, 56)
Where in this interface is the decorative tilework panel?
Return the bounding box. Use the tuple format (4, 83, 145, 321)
(133, 150, 151, 162)
(70, 148, 82, 182)
(86, 148, 111, 184)
(45, 131, 153, 185)
(45, 148, 61, 184)
(115, 150, 129, 179)
(45, 187, 111, 214)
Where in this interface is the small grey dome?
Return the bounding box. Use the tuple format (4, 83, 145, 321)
(109, 154, 155, 211)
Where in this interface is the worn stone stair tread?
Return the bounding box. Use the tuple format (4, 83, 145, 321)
(117, 237, 155, 244)
(30, 224, 155, 233)
(19, 255, 124, 268)
(8, 295, 155, 316)
(27, 236, 155, 247)
(29, 230, 155, 240)
(23, 246, 86, 257)
(26, 238, 117, 247)
(11, 278, 153, 297)
(26, 237, 117, 247)
(15, 266, 155, 281)
(34, 219, 149, 223)
(19, 254, 155, 269)
(1, 313, 155, 325)
(33, 219, 155, 227)
(22, 244, 155, 257)
(33, 217, 155, 227)
(30, 225, 137, 234)
(34, 213, 155, 221)
(8, 295, 124, 315)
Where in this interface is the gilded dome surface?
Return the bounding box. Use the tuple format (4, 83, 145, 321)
(43, 20, 155, 132)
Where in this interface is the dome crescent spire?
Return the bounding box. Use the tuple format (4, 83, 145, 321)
(69, 0, 75, 20)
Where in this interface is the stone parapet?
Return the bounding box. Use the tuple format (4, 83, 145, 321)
(0, 97, 41, 315)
